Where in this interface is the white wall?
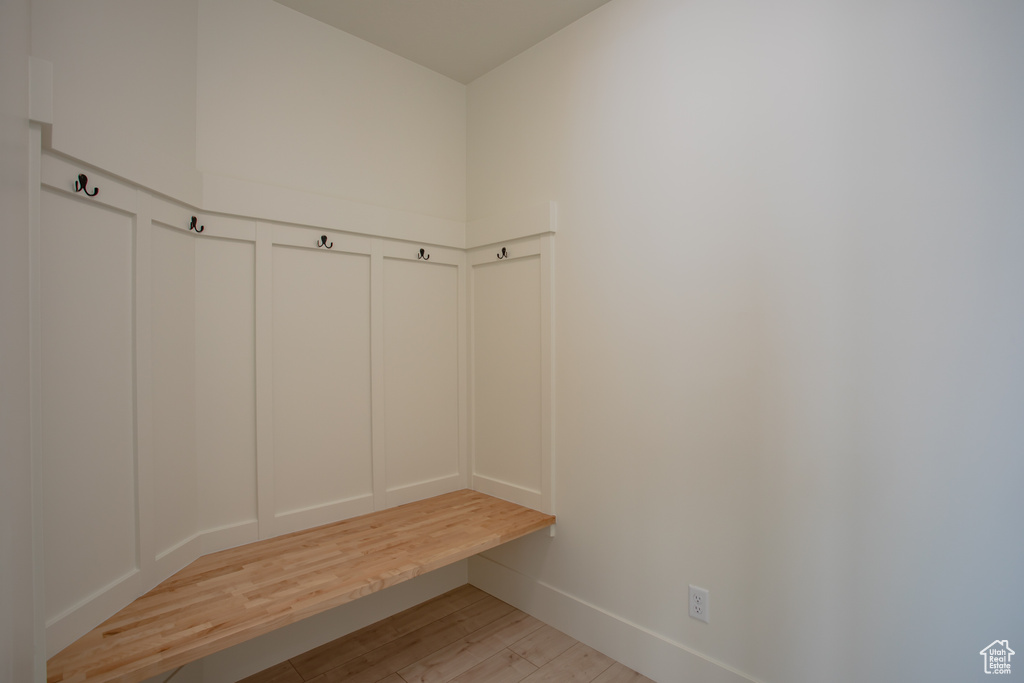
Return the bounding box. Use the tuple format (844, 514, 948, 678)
(196, 0, 467, 223)
(30, 0, 202, 204)
(1, 0, 39, 681)
(467, 1, 1024, 682)
(28, 0, 467, 229)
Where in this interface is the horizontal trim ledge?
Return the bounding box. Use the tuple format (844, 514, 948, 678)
(39, 149, 467, 249)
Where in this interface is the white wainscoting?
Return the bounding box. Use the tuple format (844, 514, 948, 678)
(34, 151, 505, 659)
(468, 234, 554, 514)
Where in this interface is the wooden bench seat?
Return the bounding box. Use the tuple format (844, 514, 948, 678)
(46, 490, 555, 683)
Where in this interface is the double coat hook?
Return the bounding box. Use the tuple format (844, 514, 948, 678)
(74, 174, 98, 197)
(190, 216, 204, 233)
(497, 247, 508, 259)
(417, 248, 430, 260)
(317, 235, 333, 249)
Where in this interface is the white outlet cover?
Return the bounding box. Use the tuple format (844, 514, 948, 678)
(689, 585, 709, 623)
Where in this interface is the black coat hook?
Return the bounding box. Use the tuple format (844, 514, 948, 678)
(74, 174, 99, 197)
(497, 247, 508, 259)
(189, 216, 204, 233)
(417, 248, 430, 260)
(317, 235, 333, 249)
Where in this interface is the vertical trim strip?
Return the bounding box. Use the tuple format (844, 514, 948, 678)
(28, 122, 47, 682)
(134, 191, 154, 573)
(254, 222, 275, 538)
(370, 239, 387, 510)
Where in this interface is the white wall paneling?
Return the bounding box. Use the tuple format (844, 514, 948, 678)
(265, 225, 375, 536)
(28, 123, 48, 683)
(34, 149, 551, 668)
(194, 229, 258, 553)
(469, 235, 554, 513)
(147, 197, 260, 575)
(380, 242, 467, 507)
(37, 159, 143, 656)
(36, 156, 264, 656)
(150, 218, 199, 565)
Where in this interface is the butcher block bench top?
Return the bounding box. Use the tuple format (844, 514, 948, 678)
(47, 489, 555, 683)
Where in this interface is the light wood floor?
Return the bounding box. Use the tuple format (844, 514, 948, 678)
(240, 584, 653, 683)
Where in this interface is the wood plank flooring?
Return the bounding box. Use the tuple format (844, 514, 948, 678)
(240, 585, 654, 683)
(47, 491, 555, 683)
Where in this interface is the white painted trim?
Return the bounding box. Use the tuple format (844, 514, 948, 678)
(29, 123, 48, 682)
(146, 193, 193, 235)
(254, 222, 275, 539)
(471, 474, 543, 511)
(28, 57, 53, 125)
(377, 242, 469, 504)
(465, 247, 477, 510)
(152, 520, 260, 584)
(270, 493, 376, 537)
(35, 171, 150, 658)
(370, 239, 387, 511)
(44, 569, 144, 658)
(40, 154, 137, 216)
(468, 556, 759, 683)
(540, 233, 555, 516)
(147, 197, 257, 244)
(385, 474, 464, 507)
(270, 222, 375, 255)
(199, 520, 259, 556)
(379, 240, 463, 265)
(192, 213, 256, 242)
(32, 140, 562, 668)
(467, 233, 553, 513)
(467, 235, 543, 265)
(456, 249, 469, 493)
(153, 535, 203, 584)
(135, 192, 155, 577)
(39, 149, 466, 249)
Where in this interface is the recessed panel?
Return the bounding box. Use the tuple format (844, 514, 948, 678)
(472, 256, 543, 492)
(40, 191, 137, 621)
(272, 246, 373, 515)
(196, 238, 257, 530)
(383, 258, 460, 491)
(151, 224, 198, 557)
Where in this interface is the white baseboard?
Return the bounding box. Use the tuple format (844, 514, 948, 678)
(385, 474, 465, 507)
(471, 474, 543, 512)
(49, 521, 258, 660)
(468, 555, 758, 683)
(45, 568, 144, 657)
(270, 493, 376, 537)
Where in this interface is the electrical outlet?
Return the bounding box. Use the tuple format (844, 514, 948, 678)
(689, 585, 709, 623)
